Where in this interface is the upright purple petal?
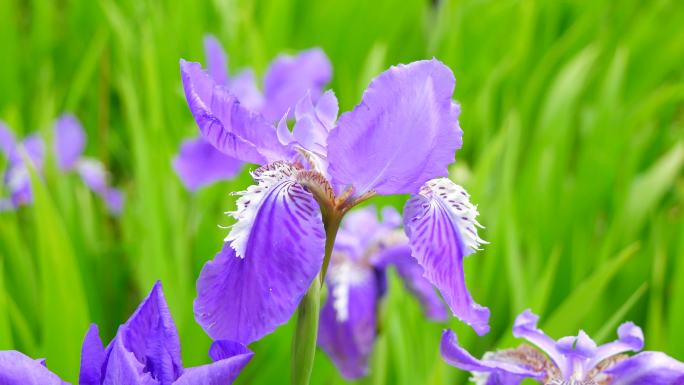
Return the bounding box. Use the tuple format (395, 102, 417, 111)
(119, 281, 183, 384)
(327, 59, 462, 196)
(511, 310, 567, 371)
(261, 48, 332, 122)
(180, 60, 290, 164)
(80, 324, 105, 385)
(0, 121, 17, 158)
(204, 35, 229, 86)
(194, 162, 325, 343)
(102, 336, 156, 385)
(54, 114, 86, 171)
(440, 330, 545, 384)
(403, 179, 489, 335)
(0, 351, 67, 385)
(173, 341, 253, 385)
(229, 70, 264, 112)
(604, 352, 684, 385)
(291, 91, 337, 154)
(375, 243, 448, 321)
(587, 322, 644, 370)
(172, 137, 243, 191)
(318, 263, 380, 380)
(22, 135, 45, 169)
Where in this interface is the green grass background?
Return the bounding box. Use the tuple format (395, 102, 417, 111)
(1, 0, 683, 384)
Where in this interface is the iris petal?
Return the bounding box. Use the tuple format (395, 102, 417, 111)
(0, 351, 67, 385)
(327, 59, 462, 196)
(403, 178, 489, 335)
(79, 324, 105, 385)
(194, 162, 325, 343)
(54, 114, 86, 171)
(172, 341, 253, 385)
(603, 351, 684, 385)
(172, 137, 242, 191)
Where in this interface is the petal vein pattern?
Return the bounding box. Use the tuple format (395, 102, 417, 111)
(404, 178, 489, 335)
(195, 162, 326, 343)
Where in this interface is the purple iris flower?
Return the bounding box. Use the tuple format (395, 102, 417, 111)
(318, 205, 448, 379)
(441, 309, 684, 385)
(181, 50, 489, 349)
(0, 116, 123, 214)
(0, 282, 252, 385)
(78, 281, 253, 385)
(172, 35, 331, 191)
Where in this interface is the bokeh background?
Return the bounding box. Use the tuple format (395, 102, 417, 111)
(1, 0, 683, 384)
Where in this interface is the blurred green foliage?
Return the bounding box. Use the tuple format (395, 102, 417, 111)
(0, 0, 683, 384)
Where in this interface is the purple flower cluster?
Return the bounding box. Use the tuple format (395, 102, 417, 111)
(0, 115, 123, 214)
(0, 282, 252, 385)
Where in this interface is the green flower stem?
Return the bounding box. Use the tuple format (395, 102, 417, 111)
(291, 212, 343, 385)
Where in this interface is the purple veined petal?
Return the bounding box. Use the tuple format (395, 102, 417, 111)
(54, 114, 86, 171)
(440, 330, 545, 384)
(327, 59, 462, 197)
(0, 351, 67, 385)
(512, 310, 566, 371)
(603, 351, 684, 385)
(194, 162, 326, 343)
(318, 261, 380, 380)
(173, 341, 253, 385)
(172, 137, 243, 191)
(180, 60, 290, 164)
(0, 121, 17, 158)
(586, 322, 644, 371)
(403, 178, 489, 335)
(374, 243, 448, 321)
(204, 35, 229, 87)
(80, 324, 105, 385)
(119, 281, 183, 384)
(261, 48, 332, 122)
(229, 70, 264, 112)
(102, 335, 157, 385)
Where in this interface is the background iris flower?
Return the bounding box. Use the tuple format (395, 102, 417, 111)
(0, 281, 253, 385)
(318, 205, 449, 379)
(0, 115, 123, 214)
(441, 309, 684, 384)
(172, 35, 332, 191)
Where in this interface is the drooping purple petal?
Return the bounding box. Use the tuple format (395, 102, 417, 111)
(327, 59, 462, 196)
(603, 351, 684, 385)
(75, 158, 124, 214)
(204, 35, 229, 87)
(102, 336, 156, 385)
(440, 330, 545, 384)
(172, 137, 243, 191)
(80, 324, 105, 385)
(374, 243, 448, 321)
(103, 188, 124, 215)
(54, 114, 86, 171)
(0, 121, 17, 158)
(318, 262, 380, 380)
(0, 351, 67, 385)
(194, 162, 325, 343)
(261, 48, 332, 122)
(173, 341, 253, 385)
(512, 310, 567, 371)
(403, 179, 489, 335)
(119, 280, 183, 384)
(180, 60, 290, 164)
